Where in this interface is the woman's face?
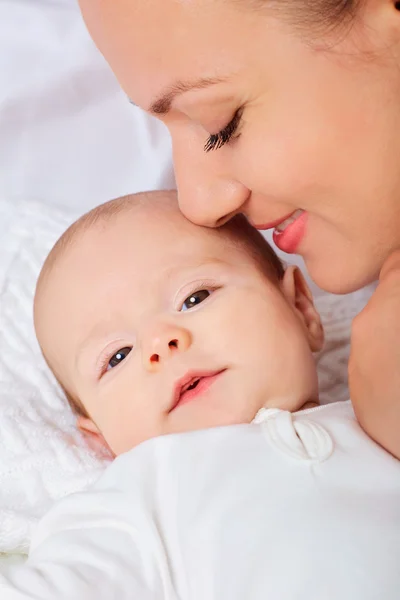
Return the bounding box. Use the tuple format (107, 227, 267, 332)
(79, 0, 400, 293)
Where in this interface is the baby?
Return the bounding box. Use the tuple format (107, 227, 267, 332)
(1, 191, 399, 600)
(34, 190, 323, 456)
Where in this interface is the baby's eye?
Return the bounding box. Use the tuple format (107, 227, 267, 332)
(181, 290, 211, 311)
(107, 347, 132, 371)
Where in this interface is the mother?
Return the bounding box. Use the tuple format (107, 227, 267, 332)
(79, 0, 400, 452)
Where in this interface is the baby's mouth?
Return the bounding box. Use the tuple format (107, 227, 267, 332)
(170, 370, 226, 412)
(181, 377, 200, 394)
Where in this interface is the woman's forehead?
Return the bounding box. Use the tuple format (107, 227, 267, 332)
(78, 0, 275, 106)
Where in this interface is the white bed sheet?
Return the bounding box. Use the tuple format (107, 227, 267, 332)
(0, 554, 26, 571)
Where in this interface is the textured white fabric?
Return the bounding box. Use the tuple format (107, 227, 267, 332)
(0, 401, 399, 600)
(0, 198, 112, 554)
(0, 195, 375, 555)
(315, 285, 376, 404)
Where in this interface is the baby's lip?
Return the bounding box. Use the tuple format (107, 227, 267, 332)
(169, 369, 226, 412)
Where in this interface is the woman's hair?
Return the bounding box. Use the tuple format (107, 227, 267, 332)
(246, 0, 361, 34)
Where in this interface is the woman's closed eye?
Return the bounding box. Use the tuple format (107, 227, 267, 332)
(204, 108, 243, 152)
(107, 347, 132, 371)
(180, 289, 211, 311)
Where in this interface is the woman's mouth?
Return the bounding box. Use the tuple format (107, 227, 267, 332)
(272, 209, 307, 254)
(170, 370, 225, 412)
(253, 209, 307, 254)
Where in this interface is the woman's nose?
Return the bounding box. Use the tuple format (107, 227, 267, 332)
(173, 138, 250, 228)
(142, 323, 192, 372)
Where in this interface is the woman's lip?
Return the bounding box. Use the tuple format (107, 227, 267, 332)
(170, 370, 226, 412)
(252, 211, 297, 231)
(273, 211, 308, 254)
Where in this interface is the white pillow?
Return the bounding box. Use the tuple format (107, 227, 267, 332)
(0, 195, 374, 555)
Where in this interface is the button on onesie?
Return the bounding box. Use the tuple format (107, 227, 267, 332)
(253, 406, 334, 462)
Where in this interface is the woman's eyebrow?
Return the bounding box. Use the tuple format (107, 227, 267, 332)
(149, 76, 226, 115)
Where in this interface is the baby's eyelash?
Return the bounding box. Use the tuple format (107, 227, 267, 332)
(97, 353, 111, 379)
(204, 109, 243, 153)
(176, 280, 221, 310)
(96, 346, 132, 379)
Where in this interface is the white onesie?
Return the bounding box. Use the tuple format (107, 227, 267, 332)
(1, 401, 399, 600)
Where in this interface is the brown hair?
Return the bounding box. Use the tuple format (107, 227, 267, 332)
(222, 213, 285, 282)
(241, 0, 361, 36)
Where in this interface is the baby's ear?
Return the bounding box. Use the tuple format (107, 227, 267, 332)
(281, 266, 324, 352)
(77, 417, 114, 457)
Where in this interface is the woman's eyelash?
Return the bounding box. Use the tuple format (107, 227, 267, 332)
(204, 109, 242, 153)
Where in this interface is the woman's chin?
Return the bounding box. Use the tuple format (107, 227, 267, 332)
(304, 258, 378, 295)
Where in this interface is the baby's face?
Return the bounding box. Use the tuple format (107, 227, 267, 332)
(36, 197, 322, 455)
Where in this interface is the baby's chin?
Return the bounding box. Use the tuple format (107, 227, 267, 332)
(108, 398, 321, 456)
(259, 395, 320, 415)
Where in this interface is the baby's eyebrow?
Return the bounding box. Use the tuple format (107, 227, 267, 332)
(164, 257, 229, 279)
(148, 76, 227, 115)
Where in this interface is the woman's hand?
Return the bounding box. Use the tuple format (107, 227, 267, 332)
(349, 251, 400, 459)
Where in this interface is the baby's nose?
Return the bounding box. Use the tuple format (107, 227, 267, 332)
(142, 323, 192, 372)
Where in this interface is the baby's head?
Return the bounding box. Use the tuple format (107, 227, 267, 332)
(34, 191, 323, 456)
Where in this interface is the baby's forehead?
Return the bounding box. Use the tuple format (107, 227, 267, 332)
(37, 191, 280, 319)
(47, 216, 281, 324)
(44, 194, 182, 271)
(70, 201, 230, 261)
(40, 201, 228, 297)
(36, 212, 229, 345)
